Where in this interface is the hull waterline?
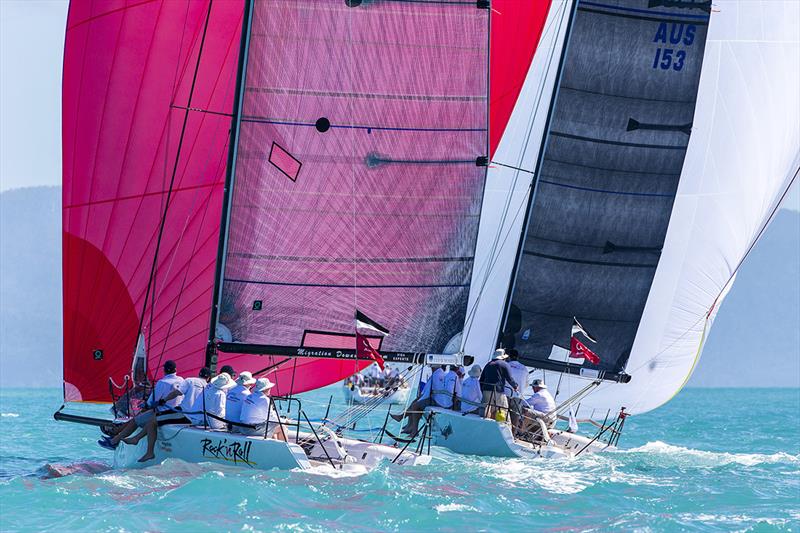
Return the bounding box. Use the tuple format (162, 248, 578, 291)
(113, 424, 429, 471)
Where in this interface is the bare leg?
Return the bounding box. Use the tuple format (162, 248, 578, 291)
(137, 420, 158, 462)
(110, 419, 138, 445)
(122, 428, 147, 445)
(402, 411, 422, 437)
(391, 399, 422, 423)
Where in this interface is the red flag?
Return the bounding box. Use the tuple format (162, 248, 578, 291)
(356, 332, 385, 370)
(570, 336, 600, 365)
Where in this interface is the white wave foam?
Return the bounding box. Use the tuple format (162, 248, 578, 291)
(626, 441, 800, 467)
(476, 459, 593, 495)
(677, 512, 790, 527)
(1, 413, 20, 417)
(305, 463, 370, 478)
(435, 503, 477, 513)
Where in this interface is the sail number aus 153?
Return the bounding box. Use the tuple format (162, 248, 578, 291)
(652, 23, 697, 71)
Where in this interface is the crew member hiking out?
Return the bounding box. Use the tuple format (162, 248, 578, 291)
(390, 365, 446, 437)
(99, 360, 189, 462)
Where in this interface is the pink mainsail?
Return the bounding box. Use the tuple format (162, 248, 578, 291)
(62, 0, 556, 401)
(213, 0, 489, 392)
(62, 0, 242, 401)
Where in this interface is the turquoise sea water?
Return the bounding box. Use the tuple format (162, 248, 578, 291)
(1, 387, 798, 532)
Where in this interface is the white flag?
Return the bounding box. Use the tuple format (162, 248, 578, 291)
(568, 405, 579, 433)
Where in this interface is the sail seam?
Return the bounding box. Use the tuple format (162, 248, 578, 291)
(135, 0, 216, 357)
(550, 131, 688, 150)
(223, 279, 470, 289)
(521, 251, 658, 268)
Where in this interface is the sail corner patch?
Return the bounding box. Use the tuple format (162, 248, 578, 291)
(269, 142, 302, 181)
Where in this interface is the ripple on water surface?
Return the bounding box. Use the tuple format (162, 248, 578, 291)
(0, 388, 798, 531)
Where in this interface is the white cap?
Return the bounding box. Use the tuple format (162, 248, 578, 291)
(492, 349, 508, 360)
(468, 365, 482, 378)
(254, 377, 275, 392)
(531, 378, 547, 389)
(237, 371, 256, 387)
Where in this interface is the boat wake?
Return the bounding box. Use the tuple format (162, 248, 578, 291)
(622, 441, 800, 467)
(36, 461, 111, 479)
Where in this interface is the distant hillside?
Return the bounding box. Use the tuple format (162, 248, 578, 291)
(0, 186, 798, 387)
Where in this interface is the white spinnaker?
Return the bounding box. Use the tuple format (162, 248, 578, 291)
(462, 0, 573, 359)
(549, 0, 800, 417)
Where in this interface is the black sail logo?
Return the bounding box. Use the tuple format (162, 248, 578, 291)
(200, 438, 255, 467)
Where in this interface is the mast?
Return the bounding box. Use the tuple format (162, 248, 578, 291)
(206, 0, 255, 372)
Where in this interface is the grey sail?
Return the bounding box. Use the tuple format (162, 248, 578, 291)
(500, 0, 710, 377)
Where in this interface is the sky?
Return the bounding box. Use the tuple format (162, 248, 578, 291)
(0, 1, 67, 193)
(1, 0, 799, 209)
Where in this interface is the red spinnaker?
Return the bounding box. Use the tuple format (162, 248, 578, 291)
(62, 0, 554, 402)
(489, 0, 552, 157)
(62, 0, 242, 402)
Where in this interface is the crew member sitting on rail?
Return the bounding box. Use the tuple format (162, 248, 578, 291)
(237, 378, 285, 440)
(435, 366, 462, 411)
(99, 360, 187, 462)
(479, 349, 518, 421)
(390, 365, 445, 437)
(219, 365, 236, 380)
(504, 349, 529, 433)
(518, 378, 557, 436)
(185, 370, 233, 425)
(180, 367, 212, 411)
(458, 365, 483, 415)
(225, 371, 255, 426)
(197, 372, 232, 430)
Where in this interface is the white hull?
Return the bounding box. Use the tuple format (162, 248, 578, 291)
(113, 424, 429, 471)
(426, 407, 613, 459)
(342, 384, 411, 405)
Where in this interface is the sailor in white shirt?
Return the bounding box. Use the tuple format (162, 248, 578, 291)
(458, 365, 483, 415)
(504, 350, 529, 431)
(186, 371, 233, 425)
(225, 371, 255, 425)
(390, 365, 444, 436)
(433, 366, 461, 409)
(519, 379, 557, 435)
(180, 367, 212, 414)
(147, 367, 186, 412)
(504, 351, 529, 398)
(101, 360, 188, 462)
(195, 372, 233, 430)
(238, 378, 283, 439)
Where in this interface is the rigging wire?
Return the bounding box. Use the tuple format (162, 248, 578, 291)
(137, 0, 216, 381)
(627, 163, 800, 377)
(149, 0, 193, 375)
(459, 0, 570, 351)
